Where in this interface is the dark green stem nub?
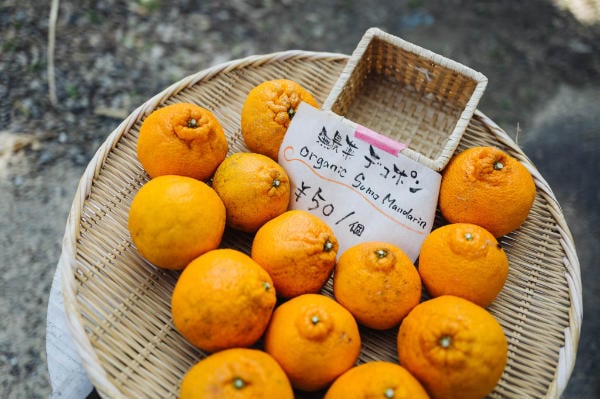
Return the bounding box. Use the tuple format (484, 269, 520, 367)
(323, 239, 334, 252)
(384, 388, 395, 398)
(439, 335, 452, 349)
(263, 282, 271, 292)
(287, 107, 296, 119)
(493, 161, 504, 170)
(376, 249, 388, 258)
(187, 118, 198, 128)
(465, 232, 473, 241)
(272, 178, 281, 188)
(311, 315, 320, 325)
(233, 377, 245, 389)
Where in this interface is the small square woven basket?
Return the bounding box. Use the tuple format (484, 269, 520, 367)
(323, 27, 488, 171)
(57, 30, 582, 399)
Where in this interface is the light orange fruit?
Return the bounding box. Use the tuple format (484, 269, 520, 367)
(212, 152, 291, 232)
(179, 348, 294, 399)
(136, 102, 228, 180)
(418, 223, 509, 307)
(264, 293, 361, 392)
(333, 241, 422, 330)
(251, 210, 338, 298)
(397, 295, 508, 399)
(324, 361, 430, 399)
(241, 79, 319, 161)
(171, 248, 276, 352)
(439, 146, 536, 237)
(127, 175, 225, 270)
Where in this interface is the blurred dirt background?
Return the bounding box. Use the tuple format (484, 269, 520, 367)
(1, 0, 599, 398)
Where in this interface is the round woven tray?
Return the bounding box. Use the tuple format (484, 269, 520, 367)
(59, 51, 582, 399)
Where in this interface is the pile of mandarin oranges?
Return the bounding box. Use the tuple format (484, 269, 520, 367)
(127, 79, 537, 399)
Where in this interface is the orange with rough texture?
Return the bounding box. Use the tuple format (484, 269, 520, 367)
(241, 79, 319, 161)
(418, 223, 509, 307)
(127, 175, 225, 270)
(212, 152, 291, 232)
(136, 102, 228, 180)
(171, 249, 276, 352)
(439, 146, 536, 237)
(397, 295, 508, 399)
(333, 241, 422, 330)
(179, 348, 294, 399)
(251, 210, 338, 298)
(264, 294, 361, 392)
(324, 361, 430, 399)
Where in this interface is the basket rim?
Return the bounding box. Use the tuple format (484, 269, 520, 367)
(58, 49, 582, 399)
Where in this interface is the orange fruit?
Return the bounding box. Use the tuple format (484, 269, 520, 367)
(179, 348, 294, 399)
(171, 249, 276, 352)
(212, 152, 291, 232)
(333, 241, 422, 330)
(264, 293, 361, 392)
(439, 146, 536, 237)
(136, 102, 228, 180)
(241, 79, 319, 161)
(418, 223, 509, 307)
(324, 361, 430, 399)
(251, 210, 338, 298)
(397, 295, 508, 399)
(127, 175, 225, 270)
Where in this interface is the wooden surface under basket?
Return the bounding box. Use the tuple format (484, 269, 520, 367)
(59, 50, 582, 399)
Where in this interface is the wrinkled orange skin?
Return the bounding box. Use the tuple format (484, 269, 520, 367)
(418, 223, 509, 307)
(324, 361, 430, 399)
(439, 146, 536, 237)
(251, 210, 338, 298)
(397, 295, 508, 399)
(333, 241, 422, 330)
(171, 249, 276, 353)
(136, 102, 228, 180)
(179, 348, 294, 399)
(212, 152, 291, 232)
(241, 79, 319, 161)
(127, 175, 225, 270)
(264, 294, 361, 392)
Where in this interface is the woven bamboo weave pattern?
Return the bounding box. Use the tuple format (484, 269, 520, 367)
(59, 50, 581, 399)
(323, 28, 488, 172)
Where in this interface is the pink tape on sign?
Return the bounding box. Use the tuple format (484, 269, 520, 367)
(354, 125, 407, 156)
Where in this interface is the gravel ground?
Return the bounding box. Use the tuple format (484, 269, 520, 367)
(1, 0, 599, 398)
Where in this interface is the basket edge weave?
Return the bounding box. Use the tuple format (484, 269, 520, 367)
(473, 111, 583, 399)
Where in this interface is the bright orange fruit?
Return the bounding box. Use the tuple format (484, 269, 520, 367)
(179, 348, 294, 399)
(324, 361, 430, 399)
(136, 102, 228, 180)
(251, 210, 338, 298)
(333, 241, 422, 330)
(171, 249, 276, 352)
(439, 146, 536, 237)
(397, 295, 508, 399)
(264, 294, 361, 392)
(418, 223, 509, 307)
(241, 79, 319, 161)
(127, 175, 225, 270)
(212, 152, 291, 232)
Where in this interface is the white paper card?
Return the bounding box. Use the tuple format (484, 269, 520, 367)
(278, 102, 441, 261)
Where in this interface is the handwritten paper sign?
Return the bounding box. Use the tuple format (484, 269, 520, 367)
(278, 102, 441, 261)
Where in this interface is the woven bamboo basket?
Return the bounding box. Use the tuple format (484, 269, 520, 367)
(59, 49, 582, 399)
(323, 28, 488, 171)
